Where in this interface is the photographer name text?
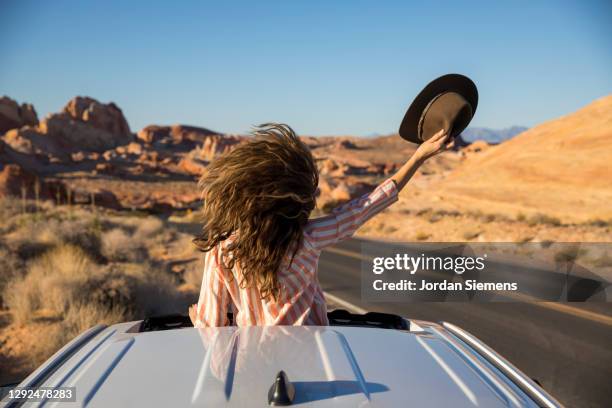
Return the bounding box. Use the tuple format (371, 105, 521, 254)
(371, 254, 518, 292)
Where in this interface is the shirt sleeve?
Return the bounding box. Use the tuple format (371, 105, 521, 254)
(195, 247, 230, 327)
(304, 178, 398, 251)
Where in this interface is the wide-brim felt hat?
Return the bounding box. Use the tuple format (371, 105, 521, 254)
(399, 74, 478, 144)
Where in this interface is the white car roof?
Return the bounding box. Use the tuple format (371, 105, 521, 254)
(11, 318, 561, 407)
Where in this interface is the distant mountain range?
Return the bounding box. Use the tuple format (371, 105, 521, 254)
(365, 126, 527, 144)
(460, 126, 528, 144)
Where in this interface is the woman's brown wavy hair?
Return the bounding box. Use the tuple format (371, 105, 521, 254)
(193, 123, 318, 301)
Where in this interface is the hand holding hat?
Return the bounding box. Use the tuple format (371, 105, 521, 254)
(413, 128, 455, 162)
(399, 73, 478, 144)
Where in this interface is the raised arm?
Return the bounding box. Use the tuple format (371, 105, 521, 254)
(305, 129, 452, 250)
(392, 129, 453, 190)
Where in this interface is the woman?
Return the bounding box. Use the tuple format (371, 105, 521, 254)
(189, 123, 451, 327)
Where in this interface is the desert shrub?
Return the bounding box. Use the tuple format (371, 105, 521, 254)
(586, 218, 611, 227)
(462, 230, 481, 240)
(483, 213, 497, 223)
(101, 228, 144, 262)
(0, 197, 22, 224)
(9, 215, 102, 261)
(30, 302, 126, 369)
(4, 244, 184, 325)
(133, 217, 164, 241)
(170, 208, 200, 223)
(516, 212, 527, 222)
(466, 210, 507, 223)
(123, 262, 184, 317)
(28, 244, 93, 281)
(384, 225, 398, 233)
(81, 262, 182, 317)
(2, 205, 193, 372)
(0, 245, 24, 306)
(415, 231, 430, 241)
(4, 244, 95, 323)
(528, 213, 561, 227)
(81, 269, 135, 311)
(428, 214, 442, 223)
(467, 210, 484, 219)
(416, 208, 432, 217)
(540, 240, 554, 248)
(15, 240, 54, 261)
(435, 209, 460, 217)
(52, 220, 102, 260)
(3, 279, 36, 324)
(62, 302, 126, 337)
(554, 246, 588, 263)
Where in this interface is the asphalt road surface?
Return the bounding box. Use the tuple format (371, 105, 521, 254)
(319, 238, 612, 408)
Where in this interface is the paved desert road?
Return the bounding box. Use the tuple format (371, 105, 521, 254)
(319, 238, 612, 408)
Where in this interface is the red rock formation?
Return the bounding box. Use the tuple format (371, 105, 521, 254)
(200, 135, 245, 160)
(177, 135, 246, 176)
(3, 97, 133, 159)
(0, 162, 122, 210)
(318, 156, 386, 178)
(0, 164, 65, 200)
(334, 139, 358, 149)
(178, 155, 207, 176)
(0, 96, 38, 133)
(39, 114, 126, 152)
(3, 127, 69, 162)
(0, 138, 49, 174)
(137, 124, 221, 150)
(137, 125, 169, 144)
(126, 142, 143, 155)
(95, 162, 114, 174)
(71, 187, 122, 209)
(170, 125, 217, 144)
(63, 96, 131, 137)
(316, 176, 375, 210)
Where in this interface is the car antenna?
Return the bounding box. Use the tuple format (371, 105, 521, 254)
(268, 370, 295, 406)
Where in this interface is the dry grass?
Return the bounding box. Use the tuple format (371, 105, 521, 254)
(0, 245, 22, 307)
(29, 303, 127, 369)
(0, 200, 200, 377)
(134, 216, 164, 239)
(4, 243, 186, 326)
(5, 245, 97, 324)
(101, 228, 140, 261)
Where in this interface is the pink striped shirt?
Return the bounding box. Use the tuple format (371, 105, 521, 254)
(194, 178, 398, 327)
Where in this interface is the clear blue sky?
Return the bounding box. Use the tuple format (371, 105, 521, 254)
(1, 1, 610, 136)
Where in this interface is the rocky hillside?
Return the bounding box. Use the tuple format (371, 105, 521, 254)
(3, 94, 609, 229)
(1, 96, 423, 213)
(436, 95, 612, 223)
